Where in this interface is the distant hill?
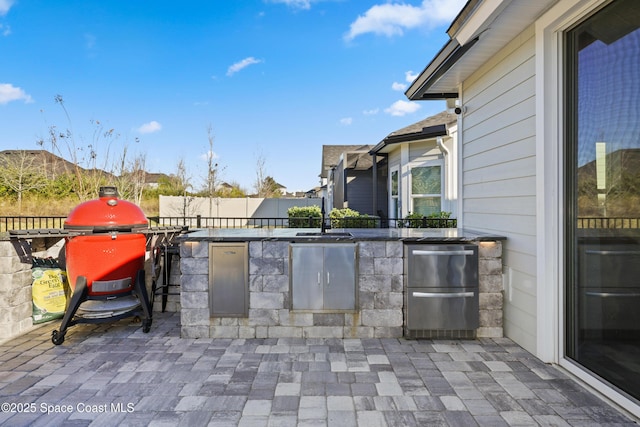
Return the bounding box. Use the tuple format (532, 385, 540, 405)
(0, 149, 167, 186)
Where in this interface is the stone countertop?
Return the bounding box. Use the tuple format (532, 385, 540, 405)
(179, 228, 506, 243)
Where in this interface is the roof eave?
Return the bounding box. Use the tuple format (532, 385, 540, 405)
(405, 36, 479, 101)
(371, 124, 448, 155)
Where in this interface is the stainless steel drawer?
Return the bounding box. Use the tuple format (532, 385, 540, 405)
(407, 287, 479, 330)
(405, 244, 478, 288)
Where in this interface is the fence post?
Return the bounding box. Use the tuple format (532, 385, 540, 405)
(196, 215, 201, 228)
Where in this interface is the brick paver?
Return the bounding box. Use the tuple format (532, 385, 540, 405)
(0, 312, 636, 426)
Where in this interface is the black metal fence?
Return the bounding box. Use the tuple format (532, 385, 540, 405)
(1, 215, 457, 231)
(6, 215, 638, 232)
(147, 215, 457, 229)
(576, 217, 640, 229)
(1, 216, 66, 232)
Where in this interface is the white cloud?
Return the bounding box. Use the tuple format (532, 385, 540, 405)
(0, 83, 33, 104)
(384, 100, 421, 117)
(0, 0, 14, 16)
(137, 121, 162, 134)
(363, 108, 379, 115)
(344, 0, 466, 41)
(226, 57, 263, 76)
(268, 0, 311, 10)
(391, 82, 406, 91)
(405, 70, 418, 83)
(340, 117, 353, 126)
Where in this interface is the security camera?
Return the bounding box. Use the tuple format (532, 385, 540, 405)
(454, 106, 466, 115)
(447, 106, 466, 115)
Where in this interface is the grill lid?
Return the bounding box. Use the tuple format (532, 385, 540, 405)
(64, 186, 148, 232)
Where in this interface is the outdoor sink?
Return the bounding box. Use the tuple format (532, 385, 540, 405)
(295, 232, 353, 237)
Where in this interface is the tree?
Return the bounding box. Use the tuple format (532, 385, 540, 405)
(114, 147, 147, 205)
(0, 150, 48, 213)
(202, 123, 225, 214)
(36, 94, 147, 203)
(253, 150, 282, 197)
(261, 176, 282, 198)
(254, 150, 267, 197)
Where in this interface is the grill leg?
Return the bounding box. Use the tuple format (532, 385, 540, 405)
(162, 247, 174, 313)
(134, 269, 152, 333)
(52, 275, 88, 345)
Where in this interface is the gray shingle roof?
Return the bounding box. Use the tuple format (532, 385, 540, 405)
(320, 145, 372, 178)
(386, 111, 457, 137)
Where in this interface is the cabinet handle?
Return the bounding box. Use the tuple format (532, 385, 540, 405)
(412, 291, 475, 298)
(318, 272, 321, 285)
(412, 250, 474, 256)
(327, 272, 330, 286)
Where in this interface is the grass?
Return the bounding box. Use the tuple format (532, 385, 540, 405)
(0, 195, 159, 217)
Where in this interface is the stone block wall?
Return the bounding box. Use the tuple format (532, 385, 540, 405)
(0, 238, 66, 342)
(0, 240, 34, 342)
(478, 241, 504, 338)
(180, 240, 406, 339)
(357, 241, 404, 338)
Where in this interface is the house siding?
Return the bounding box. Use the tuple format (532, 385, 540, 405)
(461, 25, 538, 353)
(345, 170, 376, 215)
(408, 141, 441, 161)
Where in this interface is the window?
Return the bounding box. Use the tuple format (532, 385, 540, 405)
(565, 0, 640, 402)
(390, 167, 399, 219)
(410, 163, 442, 216)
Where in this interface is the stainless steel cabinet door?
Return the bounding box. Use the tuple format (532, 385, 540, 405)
(209, 243, 248, 317)
(291, 244, 356, 310)
(291, 245, 323, 310)
(324, 245, 356, 310)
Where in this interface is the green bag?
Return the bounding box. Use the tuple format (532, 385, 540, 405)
(32, 258, 68, 324)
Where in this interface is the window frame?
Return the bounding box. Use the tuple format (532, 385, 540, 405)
(409, 160, 444, 216)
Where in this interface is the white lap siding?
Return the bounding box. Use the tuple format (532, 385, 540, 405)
(461, 25, 538, 353)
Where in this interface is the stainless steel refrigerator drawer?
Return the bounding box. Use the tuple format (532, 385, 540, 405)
(407, 287, 479, 330)
(405, 244, 478, 288)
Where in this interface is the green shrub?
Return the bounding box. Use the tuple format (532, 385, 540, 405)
(329, 208, 377, 228)
(401, 211, 456, 228)
(288, 205, 322, 228)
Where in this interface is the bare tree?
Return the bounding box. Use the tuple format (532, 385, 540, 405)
(0, 150, 48, 213)
(254, 150, 282, 198)
(37, 95, 132, 202)
(203, 124, 222, 216)
(172, 158, 195, 220)
(254, 149, 268, 197)
(114, 145, 147, 205)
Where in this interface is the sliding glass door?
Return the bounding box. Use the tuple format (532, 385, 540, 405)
(565, 0, 640, 401)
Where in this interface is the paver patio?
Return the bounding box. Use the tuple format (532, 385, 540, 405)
(0, 312, 636, 426)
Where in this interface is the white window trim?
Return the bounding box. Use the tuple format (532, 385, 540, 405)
(389, 165, 400, 220)
(408, 159, 444, 215)
(537, 0, 640, 418)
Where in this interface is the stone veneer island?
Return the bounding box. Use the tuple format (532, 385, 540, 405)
(178, 228, 505, 340)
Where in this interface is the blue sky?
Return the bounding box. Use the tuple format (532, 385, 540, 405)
(1, 0, 464, 193)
